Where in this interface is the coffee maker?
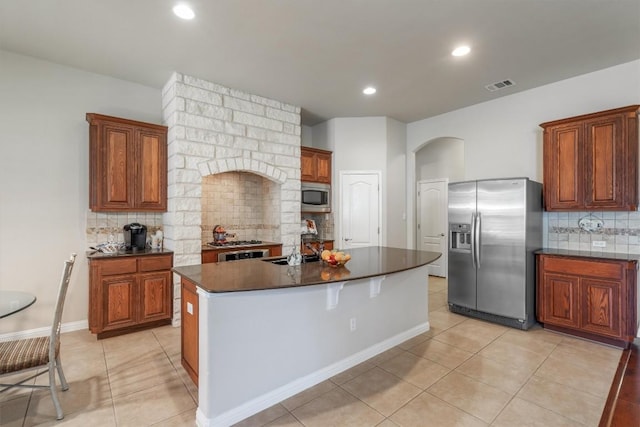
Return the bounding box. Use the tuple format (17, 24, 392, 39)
(124, 223, 147, 251)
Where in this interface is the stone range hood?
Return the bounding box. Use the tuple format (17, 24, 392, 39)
(161, 72, 302, 325)
(200, 159, 285, 243)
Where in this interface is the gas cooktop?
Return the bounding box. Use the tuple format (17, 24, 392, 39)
(207, 240, 264, 247)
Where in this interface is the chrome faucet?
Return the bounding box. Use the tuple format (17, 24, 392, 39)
(305, 242, 324, 257)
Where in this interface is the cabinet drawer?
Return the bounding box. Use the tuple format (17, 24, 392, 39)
(97, 258, 137, 276)
(542, 257, 624, 280)
(139, 255, 172, 272)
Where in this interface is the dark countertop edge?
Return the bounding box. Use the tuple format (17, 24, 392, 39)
(173, 247, 441, 293)
(535, 248, 640, 262)
(86, 249, 174, 259)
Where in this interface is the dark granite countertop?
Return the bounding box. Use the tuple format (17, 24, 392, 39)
(173, 246, 441, 293)
(535, 248, 640, 262)
(86, 248, 173, 259)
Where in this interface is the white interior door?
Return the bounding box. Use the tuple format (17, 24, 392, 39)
(417, 179, 448, 277)
(340, 172, 381, 249)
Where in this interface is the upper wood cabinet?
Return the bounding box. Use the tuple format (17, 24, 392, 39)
(301, 147, 332, 183)
(541, 105, 639, 211)
(87, 113, 168, 212)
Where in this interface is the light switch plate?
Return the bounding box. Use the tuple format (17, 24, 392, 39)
(187, 302, 194, 315)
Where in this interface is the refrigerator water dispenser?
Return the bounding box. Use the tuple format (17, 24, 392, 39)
(450, 223, 471, 251)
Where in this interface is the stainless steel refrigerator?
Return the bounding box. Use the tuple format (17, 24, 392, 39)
(448, 178, 542, 329)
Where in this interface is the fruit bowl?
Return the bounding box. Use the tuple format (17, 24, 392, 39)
(323, 259, 350, 268)
(320, 249, 351, 268)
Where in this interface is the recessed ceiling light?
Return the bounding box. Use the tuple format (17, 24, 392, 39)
(173, 4, 195, 20)
(363, 87, 377, 95)
(451, 45, 471, 57)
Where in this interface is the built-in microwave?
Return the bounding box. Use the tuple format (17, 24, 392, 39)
(301, 182, 331, 213)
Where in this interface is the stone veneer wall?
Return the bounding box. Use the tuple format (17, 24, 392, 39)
(161, 72, 301, 325)
(545, 210, 640, 254)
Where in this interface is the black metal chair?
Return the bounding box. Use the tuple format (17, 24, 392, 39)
(0, 253, 76, 420)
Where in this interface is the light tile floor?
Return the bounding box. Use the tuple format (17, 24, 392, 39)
(0, 277, 622, 426)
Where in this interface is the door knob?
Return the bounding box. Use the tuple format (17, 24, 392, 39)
(440, 233, 445, 237)
(344, 238, 352, 241)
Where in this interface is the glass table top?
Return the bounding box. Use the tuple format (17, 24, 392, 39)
(0, 291, 36, 318)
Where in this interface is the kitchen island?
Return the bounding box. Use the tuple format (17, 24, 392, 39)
(173, 246, 440, 427)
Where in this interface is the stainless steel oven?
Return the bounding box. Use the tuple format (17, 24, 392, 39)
(217, 248, 270, 262)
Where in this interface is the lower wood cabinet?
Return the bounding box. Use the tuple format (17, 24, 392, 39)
(536, 253, 637, 348)
(89, 252, 173, 339)
(181, 278, 199, 385)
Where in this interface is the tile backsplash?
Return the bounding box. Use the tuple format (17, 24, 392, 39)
(544, 211, 640, 254)
(86, 210, 164, 247)
(201, 171, 280, 243)
(301, 213, 334, 241)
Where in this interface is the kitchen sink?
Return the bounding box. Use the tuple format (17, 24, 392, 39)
(264, 255, 320, 265)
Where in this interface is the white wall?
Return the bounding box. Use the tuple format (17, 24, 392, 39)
(314, 117, 402, 248)
(415, 137, 464, 182)
(405, 60, 640, 248)
(301, 125, 313, 147)
(386, 118, 407, 248)
(0, 50, 161, 334)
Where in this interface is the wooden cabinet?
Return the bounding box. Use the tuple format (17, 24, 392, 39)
(87, 113, 168, 212)
(541, 105, 639, 211)
(201, 243, 282, 264)
(89, 252, 173, 339)
(537, 254, 637, 348)
(301, 240, 333, 255)
(181, 278, 199, 386)
(301, 147, 332, 183)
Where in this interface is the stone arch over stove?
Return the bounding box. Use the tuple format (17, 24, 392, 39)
(199, 157, 289, 244)
(199, 157, 289, 184)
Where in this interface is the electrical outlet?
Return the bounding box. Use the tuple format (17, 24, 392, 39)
(592, 241, 606, 248)
(350, 318, 357, 331)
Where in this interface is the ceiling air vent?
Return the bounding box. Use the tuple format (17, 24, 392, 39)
(485, 79, 515, 92)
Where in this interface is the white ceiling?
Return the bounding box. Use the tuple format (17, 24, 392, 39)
(1, 0, 639, 125)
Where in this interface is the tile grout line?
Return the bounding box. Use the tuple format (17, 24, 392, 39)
(486, 338, 562, 425)
(100, 339, 119, 427)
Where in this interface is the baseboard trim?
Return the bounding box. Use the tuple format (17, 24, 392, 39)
(197, 321, 430, 427)
(0, 320, 88, 342)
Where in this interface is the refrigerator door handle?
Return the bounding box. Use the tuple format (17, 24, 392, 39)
(470, 213, 477, 269)
(475, 212, 482, 268)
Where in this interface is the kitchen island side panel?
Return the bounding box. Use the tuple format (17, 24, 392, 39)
(196, 266, 429, 426)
